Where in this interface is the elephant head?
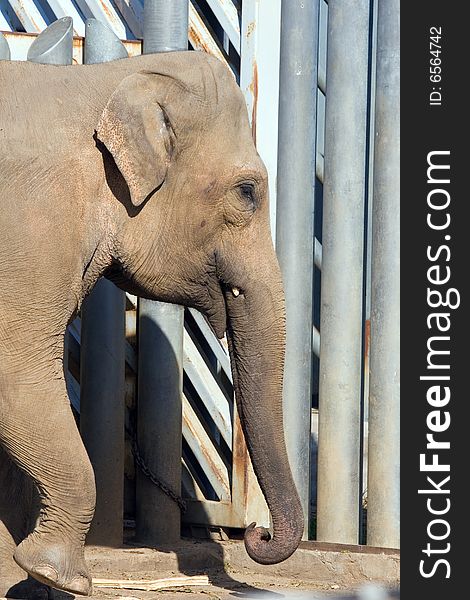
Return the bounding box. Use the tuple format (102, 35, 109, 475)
(96, 52, 304, 564)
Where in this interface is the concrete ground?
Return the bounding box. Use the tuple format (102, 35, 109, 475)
(1, 539, 399, 600)
(83, 539, 400, 600)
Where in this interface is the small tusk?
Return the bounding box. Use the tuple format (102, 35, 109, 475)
(232, 287, 240, 297)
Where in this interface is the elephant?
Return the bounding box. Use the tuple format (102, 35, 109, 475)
(0, 51, 303, 597)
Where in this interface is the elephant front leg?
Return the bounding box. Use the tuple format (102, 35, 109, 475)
(0, 447, 52, 599)
(0, 369, 96, 596)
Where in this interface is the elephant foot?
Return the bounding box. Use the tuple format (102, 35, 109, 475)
(13, 534, 92, 596)
(0, 575, 52, 600)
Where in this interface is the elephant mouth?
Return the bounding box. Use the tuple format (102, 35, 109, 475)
(202, 247, 249, 340)
(201, 273, 245, 340)
(200, 281, 229, 339)
(105, 258, 238, 341)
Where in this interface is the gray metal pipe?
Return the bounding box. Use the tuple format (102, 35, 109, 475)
(143, 0, 189, 54)
(136, 0, 188, 545)
(80, 280, 126, 546)
(83, 18, 129, 64)
(27, 17, 73, 65)
(367, 0, 400, 549)
(0, 33, 10, 60)
(79, 21, 128, 546)
(136, 301, 184, 544)
(317, 0, 371, 544)
(276, 0, 320, 539)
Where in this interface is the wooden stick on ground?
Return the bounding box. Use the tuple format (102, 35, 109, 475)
(92, 575, 210, 592)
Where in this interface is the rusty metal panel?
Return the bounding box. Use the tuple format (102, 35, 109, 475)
(188, 309, 232, 383)
(74, 0, 127, 39)
(182, 459, 206, 501)
(230, 400, 269, 527)
(183, 329, 232, 449)
(182, 395, 231, 501)
(183, 499, 240, 528)
(43, 0, 87, 36)
(112, 0, 143, 39)
(189, 2, 230, 68)
(240, 0, 281, 236)
(206, 0, 240, 53)
(5, 0, 46, 33)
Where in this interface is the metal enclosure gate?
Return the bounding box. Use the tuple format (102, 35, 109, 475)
(1, 0, 400, 549)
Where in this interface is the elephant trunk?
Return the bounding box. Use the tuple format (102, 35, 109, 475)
(223, 263, 303, 565)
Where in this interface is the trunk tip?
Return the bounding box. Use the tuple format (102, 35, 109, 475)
(243, 520, 302, 565)
(247, 522, 271, 541)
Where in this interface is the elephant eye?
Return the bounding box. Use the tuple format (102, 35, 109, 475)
(237, 182, 258, 210)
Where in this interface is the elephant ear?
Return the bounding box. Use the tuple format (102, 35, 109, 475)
(96, 72, 174, 207)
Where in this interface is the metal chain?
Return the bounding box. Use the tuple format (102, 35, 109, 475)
(127, 425, 187, 513)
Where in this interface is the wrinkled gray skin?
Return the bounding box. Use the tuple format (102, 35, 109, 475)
(0, 52, 303, 597)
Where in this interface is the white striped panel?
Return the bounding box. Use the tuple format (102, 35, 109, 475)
(45, 0, 86, 36)
(7, 0, 47, 33)
(74, 0, 126, 39)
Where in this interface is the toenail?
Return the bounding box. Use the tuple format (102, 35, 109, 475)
(34, 564, 59, 583)
(69, 575, 92, 596)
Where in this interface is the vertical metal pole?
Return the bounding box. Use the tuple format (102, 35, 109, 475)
(79, 20, 128, 547)
(83, 19, 129, 64)
(240, 0, 282, 236)
(0, 32, 10, 60)
(136, 302, 184, 543)
(143, 0, 188, 54)
(80, 281, 126, 546)
(136, 0, 187, 545)
(275, 0, 319, 539)
(317, 0, 371, 544)
(367, 0, 400, 549)
(361, 0, 378, 543)
(27, 17, 73, 65)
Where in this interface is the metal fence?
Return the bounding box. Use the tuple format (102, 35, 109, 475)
(1, 0, 399, 551)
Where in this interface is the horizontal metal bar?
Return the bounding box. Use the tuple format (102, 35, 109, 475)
(182, 499, 242, 527)
(183, 329, 232, 448)
(112, 0, 143, 39)
(44, 0, 86, 37)
(181, 458, 206, 501)
(6, 0, 46, 33)
(205, 0, 240, 54)
(74, 0, 127, 40)
(189, 2, 230, 68)
(187, 308, 232, 382)
(182, 395, 231, 501)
